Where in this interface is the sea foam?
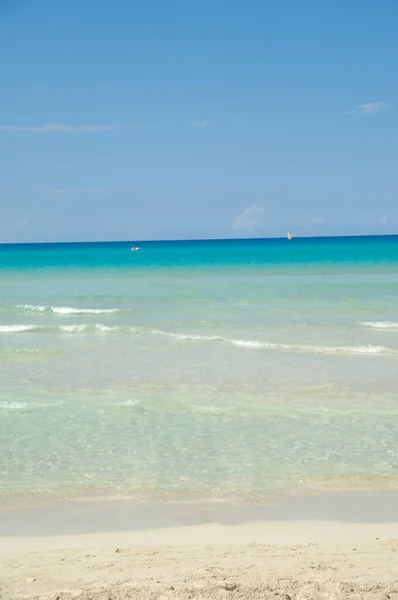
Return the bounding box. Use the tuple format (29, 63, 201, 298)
(0, 401, 28, 410)
(149, 330, 391, 356)
(0, 324, 39, 333)
(17, 304, 119, 315)
(0, 322, 394, 356)
(361, 321, 398, 330)
(52, 307, 120, 315)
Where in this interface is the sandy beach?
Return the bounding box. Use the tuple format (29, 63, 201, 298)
(2, 491, 398, 600)
(4, 0, 398, 593)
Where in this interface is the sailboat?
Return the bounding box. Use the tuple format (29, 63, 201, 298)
(287, 232, 292, 240)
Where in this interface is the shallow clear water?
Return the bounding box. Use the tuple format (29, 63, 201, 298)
(1, 237, 398, 504)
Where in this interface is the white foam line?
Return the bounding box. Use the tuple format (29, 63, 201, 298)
(0, 323, 395, 356)
(0, 325, 39, 333)
(52, 307, 120, 315)
(16, 304, 46, 312)
(0, 401, 28, 410)
(59, 324, 124, 333)
(150, 329, 392, 356)
(17, 304, 120, 315)
(151, 329, 222, 342)
(229, 339, 389, 355)
(361, 321, 398, 330)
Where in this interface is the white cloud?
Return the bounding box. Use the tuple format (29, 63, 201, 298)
(233, 203, 266, 232)
(311, 217, 327, 224)
(189, 120, 210, 128)
(348, 102, 391, 116)
(0, 122, 132, 134)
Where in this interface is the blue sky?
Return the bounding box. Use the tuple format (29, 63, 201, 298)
(0, 0, 397, 242)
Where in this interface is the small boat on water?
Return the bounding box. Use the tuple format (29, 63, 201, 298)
(131, 246, 140, 251)
(287, 232, 292, 240)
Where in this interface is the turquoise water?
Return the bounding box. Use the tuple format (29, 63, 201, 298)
(1, 236, 398, 504)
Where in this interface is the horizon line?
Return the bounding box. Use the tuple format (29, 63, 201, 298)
(1, 232, 398, 247)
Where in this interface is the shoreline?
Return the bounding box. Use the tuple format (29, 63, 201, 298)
(2, 490, 398, 599)
(3, 517, 398, 554)
(2, 489, 398, 538)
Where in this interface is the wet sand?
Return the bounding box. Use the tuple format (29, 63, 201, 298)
(1, 491, 398, 599)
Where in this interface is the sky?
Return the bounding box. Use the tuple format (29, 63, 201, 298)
(0, 0, 398, 242)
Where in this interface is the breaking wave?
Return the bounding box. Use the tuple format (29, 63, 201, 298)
(0, 401, 28, 410)
(0, 324, 395, 356)
(59, 324, 129, 333)
(361, 321, 398, 330)
(150, 331, 390, 355)
(151, 330, 222, 342)
(16, 304, 120, 315)
(0, 323, 126, 334)
(0, 325, 40, 333)
(228, 339, 388, 355)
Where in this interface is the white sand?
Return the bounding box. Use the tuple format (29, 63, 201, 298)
(2, 520, 398, 600)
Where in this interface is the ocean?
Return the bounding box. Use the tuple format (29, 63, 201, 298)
(1, 236, 398, 506)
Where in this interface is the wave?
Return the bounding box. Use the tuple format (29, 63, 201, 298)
(229, 339, 265, 348)
(0, 323, 125, 334)
(59, 325, 90, 333)
(16, 304, 120, 315)
(151, 331, 389, 355)
(229, 339, 388, 355)
(151, 329, 222, 342)
(0, 324, 40, 333)
(361, 321, 398, 330)
(59, 324, 126, 333)
(0, 401, 28, 410)
(114, 399, 142, 407)
(0, 324, 395, 356)
(53, 307, 119, 315)
(152, 330, 391, 356)
(16, 304, 47, 313)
